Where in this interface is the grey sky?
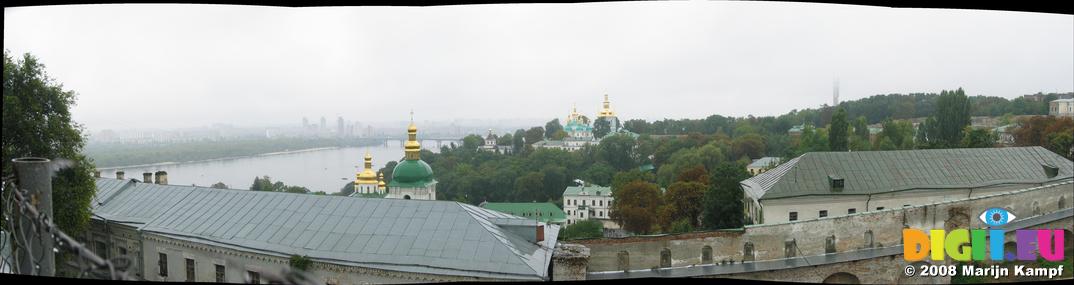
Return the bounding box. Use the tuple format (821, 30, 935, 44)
(4, 2, 1073, 131)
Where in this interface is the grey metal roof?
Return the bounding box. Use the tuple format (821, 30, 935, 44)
(563, 185, 612, 196)
(90, 178, 558, 280)
(752, 146, 1074, 200)
(747, 157, 782, 168)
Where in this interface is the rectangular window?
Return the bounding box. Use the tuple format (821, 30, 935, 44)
(583, 200, 586, 206)
(599, 200, 603, 206)
(876, 207, 885, 211)
(789, 212, 798, 221)
(247, 271, 260, 284)
(819, 210, 828, 218)
(118, 247, 127, 256)
(847, 208, 856, 214)
(95, 241, 109, 259)
(158, 253, 168, 277)
(215, 264, 225, 282)
(186, 258, 195, 282)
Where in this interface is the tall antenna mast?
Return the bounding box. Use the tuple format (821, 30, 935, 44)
(833, 78, 840, 107)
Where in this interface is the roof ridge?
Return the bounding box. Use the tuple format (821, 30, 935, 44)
(455, 203, 545, 277)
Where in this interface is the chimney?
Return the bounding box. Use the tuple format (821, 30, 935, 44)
(536, 225, 545, 243)
(154, 171, 168, 185)
(143, 172, 153, 183)
(94, 170, 101, 178)
(116, 170, 125, 180)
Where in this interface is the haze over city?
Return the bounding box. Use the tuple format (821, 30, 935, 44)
(4, 2, 1072, 131)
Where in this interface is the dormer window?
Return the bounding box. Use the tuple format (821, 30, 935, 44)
(828, 175, 844, 192)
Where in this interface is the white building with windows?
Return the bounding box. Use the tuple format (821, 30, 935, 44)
(1050, 98, 1074, 117)
(739, 147, 1073, 225)
(562, 185, 620, 229)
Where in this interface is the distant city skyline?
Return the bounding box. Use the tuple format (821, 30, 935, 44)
(5, 3, 1072, 131)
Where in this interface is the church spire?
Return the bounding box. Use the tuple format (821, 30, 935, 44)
(404, 112, 421, 160)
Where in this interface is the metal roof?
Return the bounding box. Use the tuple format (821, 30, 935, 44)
(563, 185, 612, 197)
(481, 202, 567, 224)
(749, 146, 1073, 200)
(90, 178, 558, 280)
(747, 157, 782, 168)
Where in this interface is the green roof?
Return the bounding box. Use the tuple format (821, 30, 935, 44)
(563, 185, 612, 197)
(389, 159, 435, 188)
(749, 146, 1073, 200)
(481, 202, 566, 224)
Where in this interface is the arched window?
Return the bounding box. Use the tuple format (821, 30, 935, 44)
(660, 248, 672, 268)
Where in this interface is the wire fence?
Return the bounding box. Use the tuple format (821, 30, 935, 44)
(1, 175, 319, 284)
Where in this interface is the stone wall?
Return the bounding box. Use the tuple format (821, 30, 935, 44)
(576, 181, 1074, 273)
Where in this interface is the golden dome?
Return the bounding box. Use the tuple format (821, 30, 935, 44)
(377, 172, 386, 189)
(356, 152, 377, 184)
(598, 94, 616, 117)
(404, 122, 421, 160)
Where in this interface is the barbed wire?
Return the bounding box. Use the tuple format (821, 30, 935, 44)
(2, 176, 320, 284)
(1, 178, 135, 280)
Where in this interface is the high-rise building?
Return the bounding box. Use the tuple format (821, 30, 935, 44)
(320, 116, 327, 131)
(302, 117, 309, 129)
(833, 79, 840, 106)
(337, 116, 344, 137)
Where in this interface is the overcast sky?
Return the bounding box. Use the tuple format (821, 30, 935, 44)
(4, 2, 1073, 131)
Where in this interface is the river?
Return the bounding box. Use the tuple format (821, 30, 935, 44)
(99, 144, 441, 194)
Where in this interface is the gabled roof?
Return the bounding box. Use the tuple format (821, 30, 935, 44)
(90, 178, 558, 280)
(743, 147, 1073, 201)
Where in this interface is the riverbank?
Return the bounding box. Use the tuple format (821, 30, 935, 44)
(97, 146, 343, 171)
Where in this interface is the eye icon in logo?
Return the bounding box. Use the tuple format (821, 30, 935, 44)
(979, 207, 1016, 227)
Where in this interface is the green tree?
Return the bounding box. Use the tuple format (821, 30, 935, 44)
(597, 133, 637, 171)
(853, 116, 870, 141)
(583, 162, 615, 186)
(462, 134, 483, 151)
(513, 172, 545, 202)
(609, 180, 663, 234)
(1048, 132, 1074, 160)
(829, 107, 849, 151)
(960, 127, 997, 148)
(731, 133, 766, 159)
(289, 255, 312, 271)
(593, 117, 612, 138)
(512, 129, 526, 153)
(702, 162, 749, 230)
(551, 130, 568, 140)
(2, 51, 96, 235)
(338, 181, 355, 196)
(378, 160, 398, 185)
(611, 169, 656, 192)
(545, 119, 563, 140)
(662, 181, 706, 228)
(667, 219, 694, 234)
(559, 219, 604, 240)
(525, 127, 545, 145)
(211, 182, 228, 189)
(934, 88, 971, 147)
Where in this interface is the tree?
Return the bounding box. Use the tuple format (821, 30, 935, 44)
(497, 133, 513, 146)
(702, 162, 749, 230)
(593, 117, 612, 138)
(960, 127, 996, 148)
(211, 182, 228, 189)
(583, 162, 615, 186)
(512, 129, 526, 153)
(513, 172, 544, 202)
(852, 116, 870, 141)
(525, 127, 545, 145)
(597, 133, 637, 171)
(609, 180, 663, 234)
(545, 119, 563, 140)
(934, 88, 971, 147)
(2, 51, 96, 235)
(829, 107, 849, 151)
(551, 130, 568, 140)
(462, 134, 483, 151)
(662, 181, 706, 228)
(731, 133, 766, 159)
(289, 255, 312, 271)
(378, 160, 398, 185)
(338, 181, 355, 196)
(559, 219, 603, 240)
(611, 169, 656, 192)
(674, 165, 708, 185)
